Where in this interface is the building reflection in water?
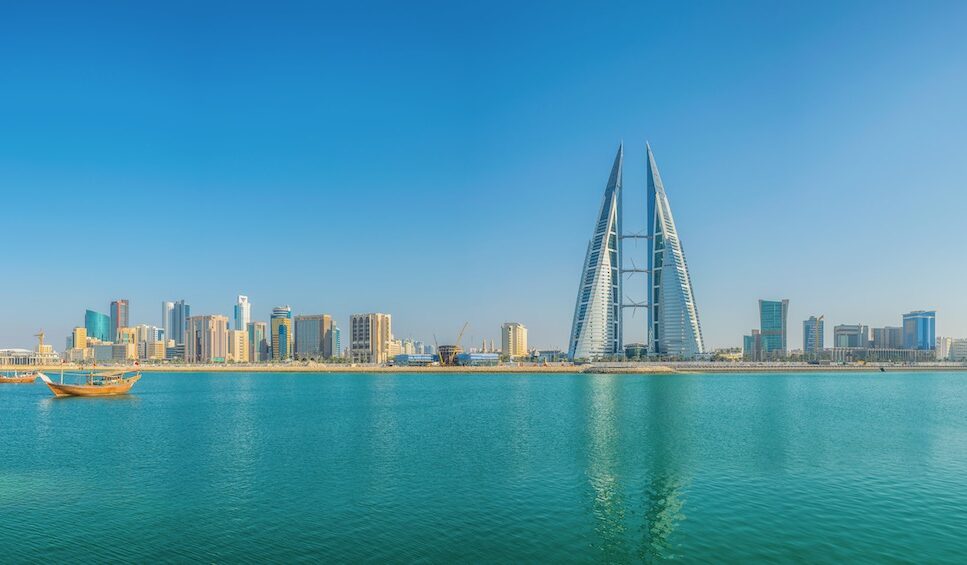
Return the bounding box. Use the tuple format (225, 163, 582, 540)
(585, 374, 630, 560)
(584, 375, 690, 562)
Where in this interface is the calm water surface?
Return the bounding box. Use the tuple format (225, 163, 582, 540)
(2, 371, 967, 563)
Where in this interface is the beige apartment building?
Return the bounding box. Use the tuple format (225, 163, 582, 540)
(144, 341, 166, 361)
(502, 322, 528, 359)
(72, 327, 87, 350)
(185, 315, 229, 363)
(228, 330, 249, 363)
(350, 313, 392, 364)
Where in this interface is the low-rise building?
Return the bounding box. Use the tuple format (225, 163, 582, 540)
(394, 353, 437, 366)
(829, 347, 936, 363)
(166, 344, 185, 361)
(534, 350, 568, 363)
(456, 352, 499, 366)
(113, 343, 136, 362)
(144, 341, 166, 361)
(624, 343, 647, 359)
(948, 339, 967, 362)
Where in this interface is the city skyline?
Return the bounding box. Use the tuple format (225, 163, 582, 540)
(2, 2, 967, 350)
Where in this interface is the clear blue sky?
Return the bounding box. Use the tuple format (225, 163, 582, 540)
(2, 1, 966, 351)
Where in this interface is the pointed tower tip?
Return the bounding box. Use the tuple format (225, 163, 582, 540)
(606, 142, 623, 190)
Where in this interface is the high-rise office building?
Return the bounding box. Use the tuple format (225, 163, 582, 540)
(872, 326, 903, 349)
(72, 327, 88, 351)
(84, 309, 111, 342)
(759, 299, 789, 358)
(903, 311, 936, 350)
(350, 313, 392, 364)
(234, 295, 251, 331)
(833, 324, 870, 348)
(169, 300, 190, 345)
(568, 145, 623, 360)
(161, 301, 174, 344)
(294, 314, 333, 360)
(501, 322, 528, 358)
(110, 299, 129, 341)
(803, 315, 824, 354)
(185, 315, 229, 363)
(248, 321, 268, 362)
(270, 306, 293, 361)
(647, 144, 705, 358)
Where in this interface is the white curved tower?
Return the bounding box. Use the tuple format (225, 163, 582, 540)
(646, 143, 705, 357)
(568, 145, 623, 360)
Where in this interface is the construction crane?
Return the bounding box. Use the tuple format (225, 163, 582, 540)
(452, 322, 469, 365)
(34, 330, 45, 351)
(433, 334, 442, 365)
(435, 322, 470, 366)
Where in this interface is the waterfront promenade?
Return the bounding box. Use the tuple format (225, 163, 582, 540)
(12, 361, 967, 374)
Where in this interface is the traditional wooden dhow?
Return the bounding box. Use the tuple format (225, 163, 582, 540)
(36, 370, 141, 397)
(0, 372, 38, 383)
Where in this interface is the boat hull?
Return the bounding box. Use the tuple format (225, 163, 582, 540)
(0, 375, 37, 383)
(43, 375, 141, 397)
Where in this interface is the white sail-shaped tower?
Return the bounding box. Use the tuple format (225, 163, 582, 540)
(568, 145, 623, 360)
(646, 144, 705, 357)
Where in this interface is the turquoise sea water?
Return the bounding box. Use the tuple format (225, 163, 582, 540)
(2, 371, 967, 563)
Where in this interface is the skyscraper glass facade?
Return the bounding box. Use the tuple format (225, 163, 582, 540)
(234, 295, 251, 332)
(568, 145, 623, 360)
(271, 306, 293, 361)
(248, 321, 268, 362)
(84, 309, 111, 342)
(331, 326, 341, 358)
(162, 301, 174, 344)
(803, 316, 824, 354)
(759, 299, 789, 356)
(110, 299, 129, 340)
(170, 300, 190, 345)
(294, 314, 332, 359)
(902, 311, 936, 350)
(646, 144, 705, 358)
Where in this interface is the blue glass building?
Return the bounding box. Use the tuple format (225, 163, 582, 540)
(902, 311, 935, 350)
(84, 309, 111, 342)
(803, 315, 825, 354)
(759, 299, 789, 357)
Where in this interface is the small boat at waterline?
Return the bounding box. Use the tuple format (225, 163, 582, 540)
(0, 372, 38, 384)
(36, 371, 141, 397)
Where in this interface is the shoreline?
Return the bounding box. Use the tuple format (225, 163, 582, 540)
(8, 363, 967, 374)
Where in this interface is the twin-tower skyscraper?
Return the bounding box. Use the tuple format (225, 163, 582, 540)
(568, 143, 705, 360)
